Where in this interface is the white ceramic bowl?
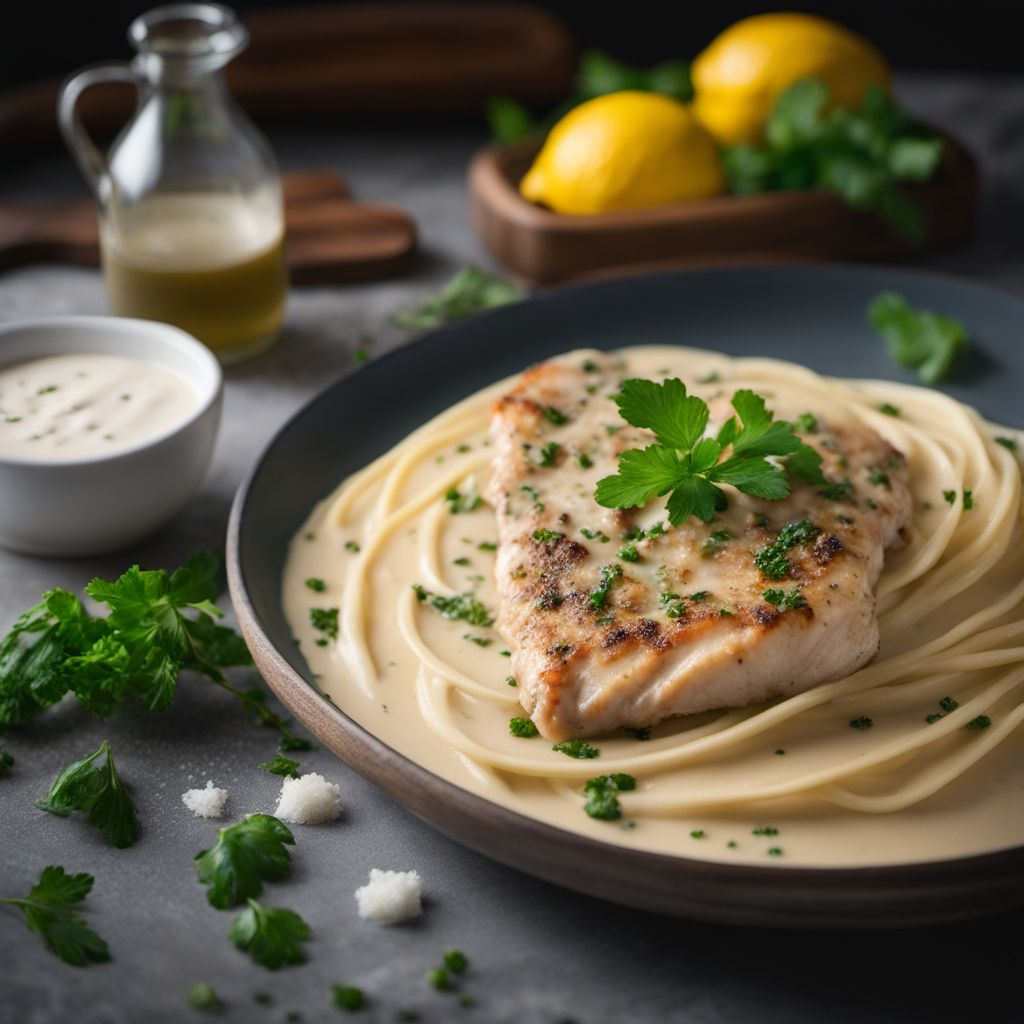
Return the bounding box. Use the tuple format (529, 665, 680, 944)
(0, 316, 222, 556)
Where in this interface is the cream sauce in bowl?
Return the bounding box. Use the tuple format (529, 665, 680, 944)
(0, 353, 199, 461)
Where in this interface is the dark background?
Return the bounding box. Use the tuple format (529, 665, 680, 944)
(2, 0, 1021, 90)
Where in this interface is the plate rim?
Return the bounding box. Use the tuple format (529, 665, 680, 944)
(227, 263, 1024, 928)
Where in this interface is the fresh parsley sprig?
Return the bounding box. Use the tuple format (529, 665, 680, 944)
(194, 814, 296, 910)
(36, 739, 140, 849)
(595, 379, 825, 525)
(0, 866, 110, 966)
(0, 552, 305, 746)
(868, 292, 969, 384)
(228, 898, 311, 970)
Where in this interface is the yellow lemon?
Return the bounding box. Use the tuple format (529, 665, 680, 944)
(519, 91, 726, 215)
(691, 13, 890, 145)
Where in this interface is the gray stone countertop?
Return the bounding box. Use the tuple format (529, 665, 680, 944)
(1, 74, 1022, 1024)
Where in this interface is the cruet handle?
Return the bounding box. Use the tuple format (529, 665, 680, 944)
(56, 62, 138, 199)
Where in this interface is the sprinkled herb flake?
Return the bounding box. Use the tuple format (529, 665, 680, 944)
(690, 829, 706, 839)
(445, 487, 484, 514)
(849, 715, 874, 730)
(618, 541, 640, 563)
(943, 490, 957, 505)
(582, 773, 636, 820)
(543, 405, 568, 426)
(412, 585, 493, 626)
(580, 526, 610, 542)
(794, 412, 818, 434)
(505, 675, 517, 687)
(966, 715, 991, 731)
(581, 359, 598, 373)
(304, 577, 326, 592)
(310, 607, 339, 642)
(509, 717, 538, 738)
(538, 442, 561, 467)
(453, 556, 471, 566)
(995, 436, 1018, 451)
(588, 563, 622, 611)
(552, 739, 600, 760)
(574, 452, 593, 469)
(879, 403, 901, 416)
(463, 634, 492, 647)
(752, 825, 779, 836)
(963, 489, 974, 510)
(754, 520, 820, 580)
(767, 847, 784, 857)
(867, 467, 891, 489)
(532, 528, 562, 546)
(763, 587, 807, 611)
(478, 540, 497, 551)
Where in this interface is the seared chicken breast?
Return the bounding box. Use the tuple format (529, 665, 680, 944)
(488, 355, 913, 741)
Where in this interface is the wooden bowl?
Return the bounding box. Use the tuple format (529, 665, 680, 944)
(469, 138, 978, 287)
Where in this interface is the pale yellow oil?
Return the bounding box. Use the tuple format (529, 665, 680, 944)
(100, 192, 288, 362)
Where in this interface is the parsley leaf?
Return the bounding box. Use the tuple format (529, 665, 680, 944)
(393, 266, 523, 330)
(0, 866, 110, 966)
(508, 717, 539, 738)
(37, 740, 139, 848)
(596, 379, 817, 525)
(228, 899, 311, 970)
(194, 814, 295, 910)
(260, 755, 300, 778)
(582, 773, 636, 820)
(868, 292, 969, 384)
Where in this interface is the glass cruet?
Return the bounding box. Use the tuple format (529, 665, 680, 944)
(58, 3, 288, 363)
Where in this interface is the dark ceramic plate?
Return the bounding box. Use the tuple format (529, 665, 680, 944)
(228, 265, 1024, 929)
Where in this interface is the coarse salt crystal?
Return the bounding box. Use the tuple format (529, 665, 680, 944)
(355, 868, 422, 924)
(181, 780, 228, 819)
(274, 772, 343, 824)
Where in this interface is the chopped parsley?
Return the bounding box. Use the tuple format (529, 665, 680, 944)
(310, 607, 339, 643)
(595, 380, 825, 525)
(331, 985, 365, 1011)
(879, 403, 901, 417)
(690, 829, 706, 839)
(701, 528, 731, 557)
(453, 557, 471, 566)
(582, 773, 636, 820)
(794, 412, 818, 434)
(425, 968, 450, 991)
(187, 982, 220, 1010)
(753, 520, 820, 580)
(588, 563, 622, 611)
(618, 541, 640, 563)
(552, 739, 600, 759)
(463, 634, 492, 647)
(478, 541, 497, 551)
(543, 406, 568, 426)
(260, 755, 300, 778)
(848, 716, 874, 730)
(625, 726, 651, 741)
(304, 577, 326, 592)
(995, 436, 1018, 451)
(444, 487, 483, 514)
(532, 528, 562, 546)
(580, 526, 610, 542)
(505, 675, 517, 687)
(582, 359, 598, 373)
(774, 748, 786, 756)
(509, 717, 538, 738)
(818, 478, 855, 502)
(763, 588, 807, 611)
(574, 452, 593, 469)
(963, 489, 974, 510)
(412, 586, 493, 626)
(752, 825, 779, 836)
(943, 489, 957, 505)
(443, 949, 468, 974)
(867, 467, 891, 489)
(966, 715, 991, 731)
(36, 739, 140, 848)
(344, 540, 360, 553)
(939, 696, 959, 713)
(767, 847, 783, 857)
(538, 441, 562, 467)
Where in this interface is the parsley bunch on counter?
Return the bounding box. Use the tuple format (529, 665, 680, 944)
(0, 552, 300, 742)
(596, 378, 827, 525)
(722, 79, 944, 241)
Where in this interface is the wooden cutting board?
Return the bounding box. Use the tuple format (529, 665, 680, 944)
(0, 171, 418, 284)
(0, 3, 576, 145)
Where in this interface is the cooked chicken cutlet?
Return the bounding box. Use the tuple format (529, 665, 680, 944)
(487, 355, 913, 741)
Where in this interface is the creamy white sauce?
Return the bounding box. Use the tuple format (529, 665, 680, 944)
(283, 346, 1024, 868)
(0, 353, 199, 460)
